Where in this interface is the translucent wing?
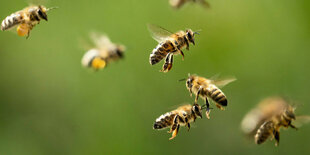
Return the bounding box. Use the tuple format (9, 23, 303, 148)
(169, 0, 186, 9)
(195, 0, 211, 8)
(211, 77, 236, 88)
(90, 32, 115, 51)
(294, 115, 310, 128)
(241, 109, 264, 135)
(147, 24, 173, 43)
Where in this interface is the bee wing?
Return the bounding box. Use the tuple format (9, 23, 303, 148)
(195, 0, 211, 8)
(90, 32, 116, 51)
(241, 109, 264, 135)
(169, 0, 185, 9)
(147, 24, 173, 43)
(210, 77, 236, 88)
(293, 115, 310, 128)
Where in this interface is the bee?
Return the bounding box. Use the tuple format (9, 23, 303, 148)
(81, 33, 125, 70)
(1, 5, 57, 38)
(241, 96, 310, 146)
(185, 74, 236, 119)
(241, 97, 289, 136)
(169, 0, 210, 9)
(153, 104, 203, 140)
(255, 103, 298, 146)
(147, 24, 199, 72)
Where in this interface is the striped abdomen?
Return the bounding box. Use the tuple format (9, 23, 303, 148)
(255, 121, 274, 144)
(207, 85, 227, 106)
(153, 112, 176, 129)
(1, 13, 23, 31)
(149, 40, 176, 65)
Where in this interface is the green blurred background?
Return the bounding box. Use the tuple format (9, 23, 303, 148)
(0, 0, 310, 154)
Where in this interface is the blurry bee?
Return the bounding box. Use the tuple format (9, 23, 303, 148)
(1, 5, 57, 38)
(169, 0, 210, 9)
(241, 97, 289, 137)
(147, 24, 199, 72)
(185, 74, 236, 119)
(241, 96, 310, 146)
(81, 33, 125, 70)
(153, 104, 203, 140)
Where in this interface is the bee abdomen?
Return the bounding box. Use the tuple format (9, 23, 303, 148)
(209, 87, 227, 106)
(149, 44, 169, 65)
(1, 13, 22, 31)
(255, 121, 274, 144)
(153, 112, 176, 129)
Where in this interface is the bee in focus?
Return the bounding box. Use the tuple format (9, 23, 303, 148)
(147, 24, 199, 73)
(1, 5, 57, 38)
(153, 104, 203, 140)
(169, 0, 210, 9)
(81, 33, 125, 71)
(241, 96, 310, 146)
(185, 74, 236, 119)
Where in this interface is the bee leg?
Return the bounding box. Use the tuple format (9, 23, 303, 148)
(205, 98, 211, 119)
(183, 113, 190, 131)
(178, 49, 185, 60)
(289, 123, 298, 130)
(169, 115, 180, 140)
(273, 130, 280, 146)
(161, 53, 173, 72)
(186, 122, 190, 131)
(170, 124, 180, 140)
(191, 109, 197, 122)
(26, 24, 34, 39)
(168, 115, 179, 133)
(215, 103, 225, 110)
(194, 86, 203, 104)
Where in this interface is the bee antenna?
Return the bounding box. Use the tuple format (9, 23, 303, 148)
(46, 6, 59, 12)
(194, 30, 202, 35)
(178, 78, 186, 82)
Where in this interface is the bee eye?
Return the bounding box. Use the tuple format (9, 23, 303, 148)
(187, 32, 192, 40)
(38, 10, 43, 16)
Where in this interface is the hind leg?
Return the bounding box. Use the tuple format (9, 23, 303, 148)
(205, 98, 211, 119)
(273, 130, 280, 146)
(161, 53, 174, 72)
(169, 115, 180, 140)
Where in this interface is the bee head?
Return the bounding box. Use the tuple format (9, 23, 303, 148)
(116, 45, 126, 58)
(186, 73, 194, 91)
(283, 107, 296, 120)
(192, 104, 202, 118)
(186, 29, 199, 45)
(38, 5, 48, 21)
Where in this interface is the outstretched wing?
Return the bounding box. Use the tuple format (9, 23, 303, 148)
(147, 24, 173, 43)
(294, 115, 310, 128)
(90, 32, 115, 51)
(196, 0, 211, 8)
(211, 77, 236, 88)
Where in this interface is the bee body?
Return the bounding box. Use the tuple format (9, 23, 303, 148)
(153, 104, 203, 140)
(254, 104, 296, 146)
(81, 34, 125, 70)
(1, 5, 50, 38)
(148, 24, 198, 72)
(186, 74, 235, 119)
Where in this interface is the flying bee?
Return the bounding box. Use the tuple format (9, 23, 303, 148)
(153, 104, 203, 140)
(241, 96, 310, 146)
(169, 0, 210, 9)
(1, 5, 57, 38)
(81, 33, 125, 70)
(185, 74, 236, 119)
(241, 97, 289, 136)
(147, 24, 199, 72)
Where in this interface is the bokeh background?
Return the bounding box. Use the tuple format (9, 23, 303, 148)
(0, 0, 310, 154)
